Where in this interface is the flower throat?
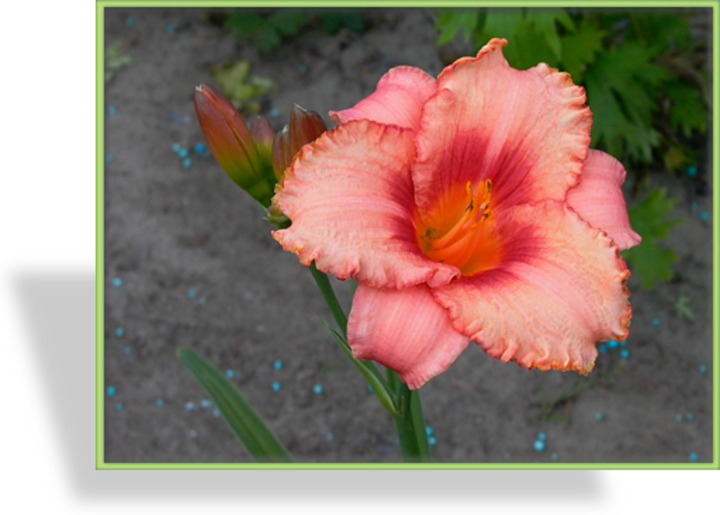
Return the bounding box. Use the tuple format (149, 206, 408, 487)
(418, 179, 502, 276)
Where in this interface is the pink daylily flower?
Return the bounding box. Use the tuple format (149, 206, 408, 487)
(273, 39, 641, 389)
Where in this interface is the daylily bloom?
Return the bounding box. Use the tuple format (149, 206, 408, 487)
(272, 39, 641, 389)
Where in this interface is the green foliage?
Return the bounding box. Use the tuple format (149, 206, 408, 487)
(223, 9, 367, 53)
(628, 12, 695, 54)
(675, 295, 695, 322)
(622, 188, 684, 290)
(665, 80, 709, 137)
(661, 141, 696, 172)
(559, 19, 605, 82)
(178, 348, 292, 462)
(224, 11, 307, 53)
(211, 60, 275, 114)
(585, 42, 670, 162)
(472, 9, 573, 68)
(435, 8, 709, 173)
(104, 41, 132, 83)
(319, 10, 366, 35)
(436, 9, 478, 46)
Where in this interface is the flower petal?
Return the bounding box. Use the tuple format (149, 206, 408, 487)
(413, 38, 592, 217)
(330, 66, 437, 131)
(273, 120, 458, 289)
(567, 150, 642, 250)
(348, 283, 471, 390)
(433, 201, 632, 374)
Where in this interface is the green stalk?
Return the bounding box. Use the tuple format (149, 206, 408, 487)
(307, 262, 431, 462)
(309, 262, 348, 337)
(388, 370, 431, 462)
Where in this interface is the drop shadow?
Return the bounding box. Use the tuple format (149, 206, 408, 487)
(15, 270, 602, 502)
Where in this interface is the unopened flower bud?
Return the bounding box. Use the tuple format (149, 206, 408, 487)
(250, 117, 275, 151)
(272, 104, 327, 179)
(250, 116, 275, 181)
(194, 84, 276, 207)
(272, 126, 293, 181)
(289, 104, 327, 156)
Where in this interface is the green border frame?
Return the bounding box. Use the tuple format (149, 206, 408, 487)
(96, 0, 720, 470)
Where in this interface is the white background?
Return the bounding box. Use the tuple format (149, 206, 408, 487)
(0, 0, 716, 513)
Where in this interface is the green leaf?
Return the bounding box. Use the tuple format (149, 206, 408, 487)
(622, 188, 684, 290)
(436, 9, 479, 46)
(511, 19, 559, 69)
(476, 10, 558, 69)
(475, 9, 523, 63)
(319, 10, 366, 35)
(320, 319, 400, 416)
(627, 187, 684, 240)
(476, 8, 522, 46)
(211, 60, 275, 114)
(665, 80, 709, 137)
(623, 239, 680, 290)
(177, 348, 292, 462)
(267, 10, 309, 37)
(675, 295, 695, 322)
(253, 28, 283, 54)
(225, 11, 306, 53)
(629, 12, 694, 56)
(559, 18, 606, 82)
(105, 41, 132, 83)
(585, 43, 671, 162)
(530, 9, 575, 60)
(662, 141, 696, 173)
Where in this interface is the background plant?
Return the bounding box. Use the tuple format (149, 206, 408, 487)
(208, 8, 368, 54)
(104, 41, 132, 83)
(205, 7, 709, 290)
(436, 8, 709, 289)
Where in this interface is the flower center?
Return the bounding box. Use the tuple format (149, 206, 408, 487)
(417, 179, 502, 276)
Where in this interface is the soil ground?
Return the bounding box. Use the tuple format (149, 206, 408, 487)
(103, 7, 714, 464)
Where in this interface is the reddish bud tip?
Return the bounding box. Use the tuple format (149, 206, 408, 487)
(272, 126, 293, 181)
(289, 104, 328, 156)
(271, 104, 328, 180)
(250, 116, 275, 151)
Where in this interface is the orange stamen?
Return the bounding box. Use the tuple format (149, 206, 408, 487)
(418, 179, 500, 275)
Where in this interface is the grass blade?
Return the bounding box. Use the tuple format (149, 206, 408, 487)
(177, 347, 292, 462)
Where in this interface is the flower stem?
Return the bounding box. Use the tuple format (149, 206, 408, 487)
(308, 262, 431, 462)
(309, 262, 348, 337)
(387, 370, 431, 462)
